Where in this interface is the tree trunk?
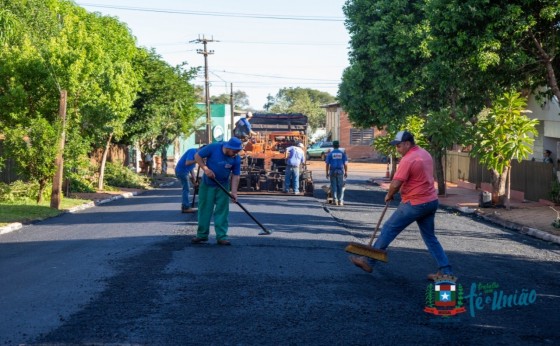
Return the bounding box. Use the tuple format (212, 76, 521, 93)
(390, 155, 397, 180)
(530, 31, 560, 101)
(98, 132, 113, 191)
(433, 151, 446, 196)
(161, 145, 168, 175)
(37, 179, 47, 204)
(506, 165, 512, 210)
(51, 90, 67, 209)
(491, 167, 509, 206)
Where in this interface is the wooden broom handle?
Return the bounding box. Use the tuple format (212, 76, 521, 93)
(367, 203, 389, 246)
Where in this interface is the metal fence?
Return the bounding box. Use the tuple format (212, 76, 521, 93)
(444, 151, 556, 202)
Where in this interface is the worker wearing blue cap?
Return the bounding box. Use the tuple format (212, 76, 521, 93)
(192, 137, 243, 245)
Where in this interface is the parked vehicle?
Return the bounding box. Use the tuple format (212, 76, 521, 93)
(306, 141, 344, 160)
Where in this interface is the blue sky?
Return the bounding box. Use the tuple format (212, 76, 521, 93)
(77, 1, 350, 110)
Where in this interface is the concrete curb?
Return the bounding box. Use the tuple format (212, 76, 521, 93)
(474, 212, 560, 245)
(0, 222, 23, 235)
(369, 178, 560, 246)
(0, 190, 144, 236)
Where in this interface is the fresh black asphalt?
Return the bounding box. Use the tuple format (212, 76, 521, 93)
(0, 171, 558, 345)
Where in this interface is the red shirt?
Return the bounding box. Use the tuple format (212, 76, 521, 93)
(393, 146, 437, 205)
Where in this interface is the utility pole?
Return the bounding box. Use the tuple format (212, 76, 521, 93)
(230, 83, 234, 139)
(193, 35, 217, 144)
(50, 90, 67, 209)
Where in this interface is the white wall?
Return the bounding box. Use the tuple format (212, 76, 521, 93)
(527, 94, 560, 163)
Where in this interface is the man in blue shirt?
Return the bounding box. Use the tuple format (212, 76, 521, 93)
(234, 111, 256, 141)
(192, 137, 243, 245)
(175, 146, 204, 213)
(325, 141, 348, 206)
(284, 142, 306, 194)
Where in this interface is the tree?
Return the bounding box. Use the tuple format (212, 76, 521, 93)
(469, 92, 538, 207)
(124, 49, 201, 172)
(0, 0, 77, 204)
(211, 90, 249, 109)
(3, 118, 60, 203)
(426, 0, 560, 104)
(263, 94, 275, 111)
(268, 87, 336, 132)
(423, 110, 465, 195)
(340, 0, 557, 196)
(0, 0, 141, 198)
(340, 0, 472, 195)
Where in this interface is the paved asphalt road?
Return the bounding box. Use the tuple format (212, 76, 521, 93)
(0, 162, 559, 345)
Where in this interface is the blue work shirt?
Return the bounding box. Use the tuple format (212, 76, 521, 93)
(326, 149, 348, 172)
(198, 142, 241, 186)
(286, 146, 305, 167)
(238, 118, 252, 132)
(175, 148, 197, 175)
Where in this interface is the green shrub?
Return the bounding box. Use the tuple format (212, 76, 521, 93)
(551, 179, 560, 204)
(66, 168, 97, 193)
(104, 161, 150, 189)
(0, 180, 51, 203)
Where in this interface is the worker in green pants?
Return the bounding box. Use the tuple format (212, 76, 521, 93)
(193, 137, 242, 246)
(196, 181, 231, 241)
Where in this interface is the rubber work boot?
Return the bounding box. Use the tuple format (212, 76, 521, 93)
(191, 237, 208, 244)
(349, 256, 372, 273)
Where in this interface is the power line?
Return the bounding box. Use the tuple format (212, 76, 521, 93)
(210, 70, 340, 82)
(79, 3, 345, 21)
(217, 40, 346, 46)
(148, 40, 346, 47)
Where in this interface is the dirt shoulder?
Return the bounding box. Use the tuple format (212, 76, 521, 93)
(67, 187, 146, 203)
(66, 175, 177, 203)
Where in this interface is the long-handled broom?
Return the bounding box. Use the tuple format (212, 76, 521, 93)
(211, 177, 271, 235)
(191, 166, 200, 208)
(345, 203, 389, 262)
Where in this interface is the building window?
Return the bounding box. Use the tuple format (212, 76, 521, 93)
(350, 128, 374, 145)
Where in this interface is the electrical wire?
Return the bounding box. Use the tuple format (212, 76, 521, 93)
(78, 3, 345, 22)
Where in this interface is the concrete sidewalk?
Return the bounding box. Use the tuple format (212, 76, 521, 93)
(372, 177, 560, 245)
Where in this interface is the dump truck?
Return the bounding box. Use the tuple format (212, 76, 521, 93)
(237, 113, 313, 195)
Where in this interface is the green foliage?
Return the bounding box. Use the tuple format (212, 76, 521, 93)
(66, 169, 96, 193)
(0, 180, 51, 203)
(372, 116, 428, 158)
(372, 133, 395, 158)
(340, 0, 432, 129)
(340, 0, 560, 166)
(0, 0, 143, 198)
(426, 0, 560, 102)
(470, 92, 538, 175)
(268, 87, 336, 132)
(3, 117, 60, 201)
(125, 49, 200, 156)
(424, 110, 465, 156)
(211, 90, 249, 109)
(103, 162, 150, 189)
(551, 179, 560, 205)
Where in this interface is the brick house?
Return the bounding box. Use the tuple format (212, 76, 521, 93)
(321, 102, 383, 161)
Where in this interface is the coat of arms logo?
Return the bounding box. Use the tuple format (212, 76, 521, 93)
(424, 275, 466, 317)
